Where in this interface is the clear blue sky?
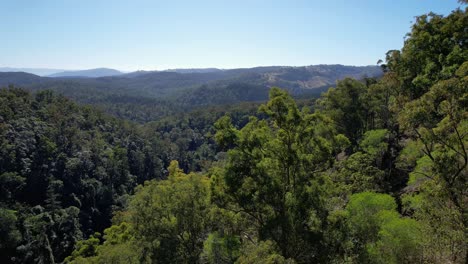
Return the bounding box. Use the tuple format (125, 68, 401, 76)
(0, 0, 463, 71)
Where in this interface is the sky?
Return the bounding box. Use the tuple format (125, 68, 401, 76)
(0, 0, 463, 71)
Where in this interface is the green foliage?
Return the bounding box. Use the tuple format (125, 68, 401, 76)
(214, 116, 240, 151)
(235, 240, 294, 264)
(402, 180, 466, 263)
(0, 208, 21, 262)
(318, 78, 370, 145)
(15, 206, 83, 263)
(345, 192, 424, 263)
(201, 232, 241, 264)
(397, 61, 467, 261)
(367, 216, 423, 264)
(66, 223, 139, 264)
(0, 88, 158, 262)
(65, 233, 101, 262)
(0, 172, 25, 204)
(143, 101, 261, 173)
(359, 129, 388, 157)
(213, 88, 346, 262)
(384, 7, 468, 99)
(129, 160, 211, 263)
(332, 152, 385, 193)
(346, 192, 397, 243)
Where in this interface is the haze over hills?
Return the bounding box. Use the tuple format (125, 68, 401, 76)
(164, 68, 224, 74)
(0, 67, 65, 76)
(0, 67, 124, 77)
(0, 72, 48, 86)
(47, 68, 123, 78)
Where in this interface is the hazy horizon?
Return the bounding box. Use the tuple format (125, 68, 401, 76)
(0, 63, 380, 74)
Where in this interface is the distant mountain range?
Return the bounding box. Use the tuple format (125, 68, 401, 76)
(164, 68, 223, 74)
(0, 64, 382, 94)
(0, 67, 223, 77)
(47, 68, 123, 78)
(0, 67, 124, 77)
(0, 64, 382, 121)
(0, 67, 65, 76)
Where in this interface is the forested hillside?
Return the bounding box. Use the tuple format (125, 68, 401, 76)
(0, 87, 274, 263)
(0, 65, 380, 123)
(0, 3, 466, 264)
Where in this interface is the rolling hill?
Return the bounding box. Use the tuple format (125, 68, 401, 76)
(47, 68, 123, 78)
(0, 67, 65, 76)
(0, 64, 382, 122)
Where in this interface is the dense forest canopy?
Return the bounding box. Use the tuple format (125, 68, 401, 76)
(0, 3, 467, 264)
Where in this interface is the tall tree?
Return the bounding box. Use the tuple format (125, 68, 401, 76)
(214, 88, 347, 262)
